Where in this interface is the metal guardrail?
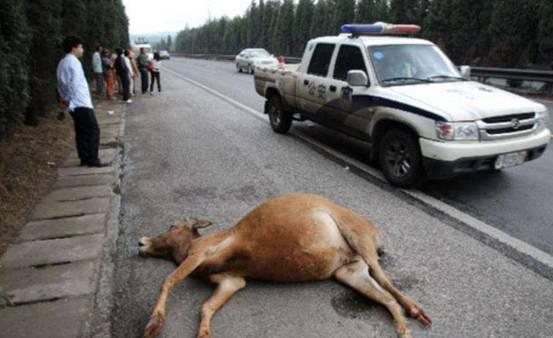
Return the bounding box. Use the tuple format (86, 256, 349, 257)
(172, 53, 553, 94)
(172, 53, 302, 64)
(471, 67, 553, 84)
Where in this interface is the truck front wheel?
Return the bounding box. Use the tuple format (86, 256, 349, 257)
(379, 129, 425, 188)
(267, 95, 292, 134)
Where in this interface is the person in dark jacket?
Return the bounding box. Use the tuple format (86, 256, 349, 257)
(115, 48, 131, 103)
(137, 47, 150, 94)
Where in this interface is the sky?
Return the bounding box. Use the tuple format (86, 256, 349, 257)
(123, 0, 253, 34)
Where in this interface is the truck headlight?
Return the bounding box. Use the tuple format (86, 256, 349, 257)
(536, 110, 550, 131)
(435, 121, 479, 141)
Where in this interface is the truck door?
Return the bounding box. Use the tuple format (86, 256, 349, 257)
(326, 44, 373, 138)
(297, 43, 336, 118)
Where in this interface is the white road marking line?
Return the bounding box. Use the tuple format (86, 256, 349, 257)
(164, 66, 553, 274)
(404, 189, 553, 270)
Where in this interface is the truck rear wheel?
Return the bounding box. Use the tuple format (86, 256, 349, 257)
(379, 129, 425, 188)
(267, 95, 292, 134)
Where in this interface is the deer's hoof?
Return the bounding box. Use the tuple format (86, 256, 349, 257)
(409, 305, 432, 327)
(197, 327, 212, 338)
(144, 313, 165, 337)
(397, 327, 412, 338)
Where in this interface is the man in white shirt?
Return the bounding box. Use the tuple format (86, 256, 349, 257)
(92, 45, 104, 96)
(57, 36, 105, 167)
(124, 49, 135, 99)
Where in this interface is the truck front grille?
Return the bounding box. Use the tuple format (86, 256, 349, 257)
(482, 112, 535, 124)
(477, 112, 537, 140)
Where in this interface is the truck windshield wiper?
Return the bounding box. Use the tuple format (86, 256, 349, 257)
(381, 77, 432, 84)
(426, 75, 468, 82)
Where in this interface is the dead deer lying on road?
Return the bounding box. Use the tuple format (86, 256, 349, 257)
(139, 193, 431, 338)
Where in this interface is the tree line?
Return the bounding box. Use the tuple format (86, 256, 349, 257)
(0, 0, 129, 140)
(175, 0, 553, 69)
(154, 35, 174, 52)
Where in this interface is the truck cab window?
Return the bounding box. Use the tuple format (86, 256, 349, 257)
(307, 43, 335, 77)
(333, 45, 367, 81)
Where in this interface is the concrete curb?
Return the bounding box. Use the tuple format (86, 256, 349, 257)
(0, 100, 127, 338)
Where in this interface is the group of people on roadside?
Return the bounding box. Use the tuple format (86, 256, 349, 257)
(92, 46, 162, 104)
(57, 36, 164, 170)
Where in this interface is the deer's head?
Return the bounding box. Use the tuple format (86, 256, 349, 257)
(138, 218, 213, 263)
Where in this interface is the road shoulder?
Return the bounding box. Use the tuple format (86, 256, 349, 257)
(0, 100, 126, 338)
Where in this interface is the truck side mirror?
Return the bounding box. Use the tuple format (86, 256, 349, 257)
(347, 70, 369, 87)
(459, 65, 471, 80)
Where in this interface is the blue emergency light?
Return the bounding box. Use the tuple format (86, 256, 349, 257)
(341, 23, 421, 36)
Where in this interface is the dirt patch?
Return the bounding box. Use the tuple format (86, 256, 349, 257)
(0, 112, 73, 255)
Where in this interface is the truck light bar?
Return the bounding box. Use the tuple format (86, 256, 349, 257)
(341, 23, 421, 36)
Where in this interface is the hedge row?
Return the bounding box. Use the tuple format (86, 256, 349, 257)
(0, 0, 129, 140)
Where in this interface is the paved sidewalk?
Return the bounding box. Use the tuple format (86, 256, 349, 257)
(0, 101, 126, 338)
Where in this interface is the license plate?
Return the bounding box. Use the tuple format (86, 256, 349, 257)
(495, 151, 527, 169)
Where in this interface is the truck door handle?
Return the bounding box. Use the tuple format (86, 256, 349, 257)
(304, 80, 309, 85)
(329, 85, 337, 92)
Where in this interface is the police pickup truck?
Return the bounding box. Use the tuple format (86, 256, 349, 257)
(254, 23, 551, 188)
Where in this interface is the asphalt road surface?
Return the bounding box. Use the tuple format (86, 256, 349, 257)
(162, 57, 553, 256)
(109, 62, 553, 338)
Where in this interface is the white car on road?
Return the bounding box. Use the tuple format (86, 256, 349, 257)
(235, 48, 278, 74)
(254, 23, 551, 187)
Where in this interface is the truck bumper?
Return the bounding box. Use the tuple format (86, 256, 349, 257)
(420, 129, 550, 179)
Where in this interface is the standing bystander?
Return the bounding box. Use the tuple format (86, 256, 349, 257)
(57, 36, 105, 167)
(137, 47, 150, 94)
(92, 44, 104, 96)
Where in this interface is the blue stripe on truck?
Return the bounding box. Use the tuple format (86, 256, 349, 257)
(343, 95, 447, 122)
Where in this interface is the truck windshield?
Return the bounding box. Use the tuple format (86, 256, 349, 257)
(369, 44, 463, 86)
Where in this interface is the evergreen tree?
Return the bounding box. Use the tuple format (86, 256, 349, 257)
(537, 0, 553, 66)
(246, 1, 260, 46)
(0, 0, 30, 139)
(173, 0, 552, 72)
(25, 0, 63, 125)
(356, 0, 391, 23)
(263, 1, 280, 49)
(487, 0, 539, 67)
(278, 0, 295, 55)
(258, 0, 266, 48)
(390, 0, 428, 25)
(423, 0, 452, 53)
(447, 0, 493, 64)
(293, 0, 314, 55)
(310, 0, 329, 38)
(268, 2, 282, 53)
(334, 0, 355, 32)
(61, 0, 87, 38)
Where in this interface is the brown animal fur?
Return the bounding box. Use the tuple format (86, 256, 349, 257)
(139, 193, 431, 338)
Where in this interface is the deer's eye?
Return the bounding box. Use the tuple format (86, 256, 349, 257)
(169, 225, 176, 230)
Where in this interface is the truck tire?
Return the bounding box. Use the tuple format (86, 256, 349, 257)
(237, 63, 242, 73)
(378, 129, 425, 188)
(267, 95, 292, 134)
(249, 65, 254, 74)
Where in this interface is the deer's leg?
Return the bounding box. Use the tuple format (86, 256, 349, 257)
(197, 273, 246, 338)
(359, 244, 431, 327)
(144, 253, 206, 338)
(335, 258, 412, 338)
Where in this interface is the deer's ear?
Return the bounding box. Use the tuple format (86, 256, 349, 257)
(192, 218, 213, 230)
